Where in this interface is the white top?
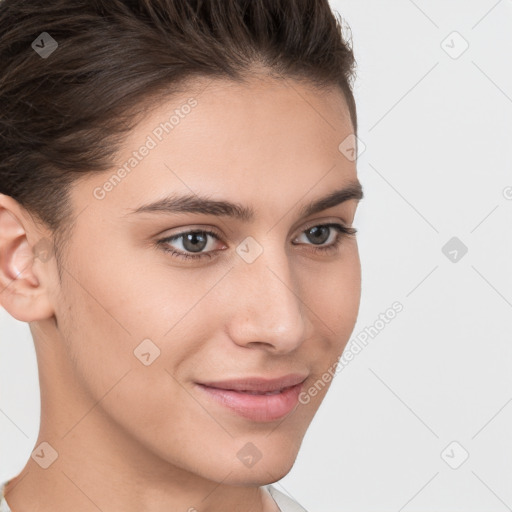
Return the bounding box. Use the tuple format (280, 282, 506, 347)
(0, 483, 9, 512)
(0, 480, 307, 512)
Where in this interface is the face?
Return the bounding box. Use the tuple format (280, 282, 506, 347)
(3, 77, 362, 486)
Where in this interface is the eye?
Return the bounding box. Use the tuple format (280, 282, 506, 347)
(293, 223, 357, 255)
(157, 229, 224, 261)
(157, 223, 357, 261)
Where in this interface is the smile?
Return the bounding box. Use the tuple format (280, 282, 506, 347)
(195, 374, 308, 422)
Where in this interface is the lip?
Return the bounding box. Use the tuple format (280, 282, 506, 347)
(199, 374, 308, 393)
(195, 374, 308, 422)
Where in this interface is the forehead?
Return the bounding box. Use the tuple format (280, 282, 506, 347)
(72, 77, 358, 219)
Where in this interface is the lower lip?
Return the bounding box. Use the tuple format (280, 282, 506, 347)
(195, 382, 304, 422)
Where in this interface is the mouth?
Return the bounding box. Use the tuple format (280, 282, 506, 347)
(195, 374, 308, 422)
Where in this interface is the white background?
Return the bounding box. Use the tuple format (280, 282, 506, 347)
(1, 1, 512, 510)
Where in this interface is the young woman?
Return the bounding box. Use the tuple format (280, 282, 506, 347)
(0, 0, 363, 510)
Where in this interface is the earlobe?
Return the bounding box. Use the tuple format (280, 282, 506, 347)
(0, 194, 55, 322)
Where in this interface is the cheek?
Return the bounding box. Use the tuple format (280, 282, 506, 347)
(55, 242, 219, 400)
(304, 249, 361, 336)
(54, 262, 213, 459)
(298, 249, 361, 403)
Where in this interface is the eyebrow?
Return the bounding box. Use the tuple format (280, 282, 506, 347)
(125, 180, 363, 222)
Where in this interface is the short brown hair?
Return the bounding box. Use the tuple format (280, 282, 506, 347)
(0, 0, 357, 261)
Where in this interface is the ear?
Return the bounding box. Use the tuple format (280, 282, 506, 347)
(0, 193, 55, 322)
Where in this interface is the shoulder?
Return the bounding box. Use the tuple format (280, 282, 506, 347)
(265, 484, 309, 512)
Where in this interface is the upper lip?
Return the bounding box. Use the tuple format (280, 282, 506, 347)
(198, 374, 308, 393)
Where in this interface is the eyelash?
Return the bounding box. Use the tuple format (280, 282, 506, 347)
(156, 223, 357, 262)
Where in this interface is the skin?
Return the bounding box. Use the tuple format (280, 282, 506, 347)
(0, 76, 362, 512)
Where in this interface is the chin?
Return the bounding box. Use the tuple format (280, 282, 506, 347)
(222, 437, 302, 486)
(224, 459, 297, 487)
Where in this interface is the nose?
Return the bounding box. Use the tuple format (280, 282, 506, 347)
(226, 241, 310, 353)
